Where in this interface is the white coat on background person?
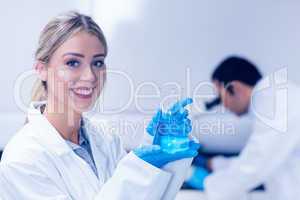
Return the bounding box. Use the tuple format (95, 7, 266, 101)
(204, 78, 300, 200)
(0, 101, 172, 200)
(0, 169, 11, 200)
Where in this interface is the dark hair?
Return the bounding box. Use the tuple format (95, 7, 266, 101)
(205, 56, 262, 110)
(212, 56, 262, 87)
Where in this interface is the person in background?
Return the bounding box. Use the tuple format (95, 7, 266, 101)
(186, 56, 300, 200)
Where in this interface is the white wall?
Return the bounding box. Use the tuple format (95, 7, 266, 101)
(92, 0, 300, 113)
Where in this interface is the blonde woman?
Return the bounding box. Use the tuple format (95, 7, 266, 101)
(0, 11, 199, 199)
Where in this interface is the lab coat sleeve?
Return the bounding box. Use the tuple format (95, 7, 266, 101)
(0, 162, 72, 200)
(1, 150, 171, 200)
(90, 132, 172, 200)
(205, 123, 299, 200)
(205, 116, 299, 199)
(95, 152, 172, 200)
(210, 156, 234, 171)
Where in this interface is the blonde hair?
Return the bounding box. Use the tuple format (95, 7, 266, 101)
(31, 11, 108, 102)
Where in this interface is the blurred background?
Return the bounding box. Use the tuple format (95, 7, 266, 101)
(1, 1, 299, 199)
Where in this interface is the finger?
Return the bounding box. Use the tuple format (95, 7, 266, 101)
(169, 98, 193, 114)
(183, 118, 192, 134)
(146, 126, 154, 136)
(185, 150, 198, 157)
(147, 109, 163, 136)
(152, 110, 162, 145)
(175, 149, 198, 158)
(181, 109, 189, 118)
(146, 122, 156, 136)
(182, 125, 192, 135)
(153, 132, 161, 145)
(173, 108, 189, 121)
(179, 98, 193, 108)
(153, 109, 162, 122)
(189, 141, 201, 150)
(184, 118, 191, 125)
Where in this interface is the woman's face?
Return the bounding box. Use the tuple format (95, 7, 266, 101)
(44, 31, 106, 114)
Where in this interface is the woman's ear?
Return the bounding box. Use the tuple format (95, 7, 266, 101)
(35, 61, 47, 81)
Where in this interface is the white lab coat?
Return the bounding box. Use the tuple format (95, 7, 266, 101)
(0, 101, 172, 200)
(204, 79, 300, 200)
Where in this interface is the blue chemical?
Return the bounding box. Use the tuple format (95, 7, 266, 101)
(160, 135, 190, 154)
(147, 98, 194, 154)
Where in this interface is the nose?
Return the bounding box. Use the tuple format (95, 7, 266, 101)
(81, 65, 97, 83)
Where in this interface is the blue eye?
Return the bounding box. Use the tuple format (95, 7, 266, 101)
(66, 60, 80, 68)
(92, 60, 105, 68)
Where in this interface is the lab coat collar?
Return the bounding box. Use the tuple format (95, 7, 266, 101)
(27, 101, 109, 183)
(27, 101, 82, 156)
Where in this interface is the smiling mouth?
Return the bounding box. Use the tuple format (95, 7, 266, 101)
(71, 87, 95, 99)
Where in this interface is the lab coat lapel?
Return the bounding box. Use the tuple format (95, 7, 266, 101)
(27, 102, 72, 156)
(27, 102, 101, 197)
(82, 117, 110, 183)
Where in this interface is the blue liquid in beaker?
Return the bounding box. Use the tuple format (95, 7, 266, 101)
(160, 135, 190, 154)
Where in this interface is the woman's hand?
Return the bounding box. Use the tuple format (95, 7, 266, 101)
(185, 166, 210, 190)
(133, 141, 200, 168)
